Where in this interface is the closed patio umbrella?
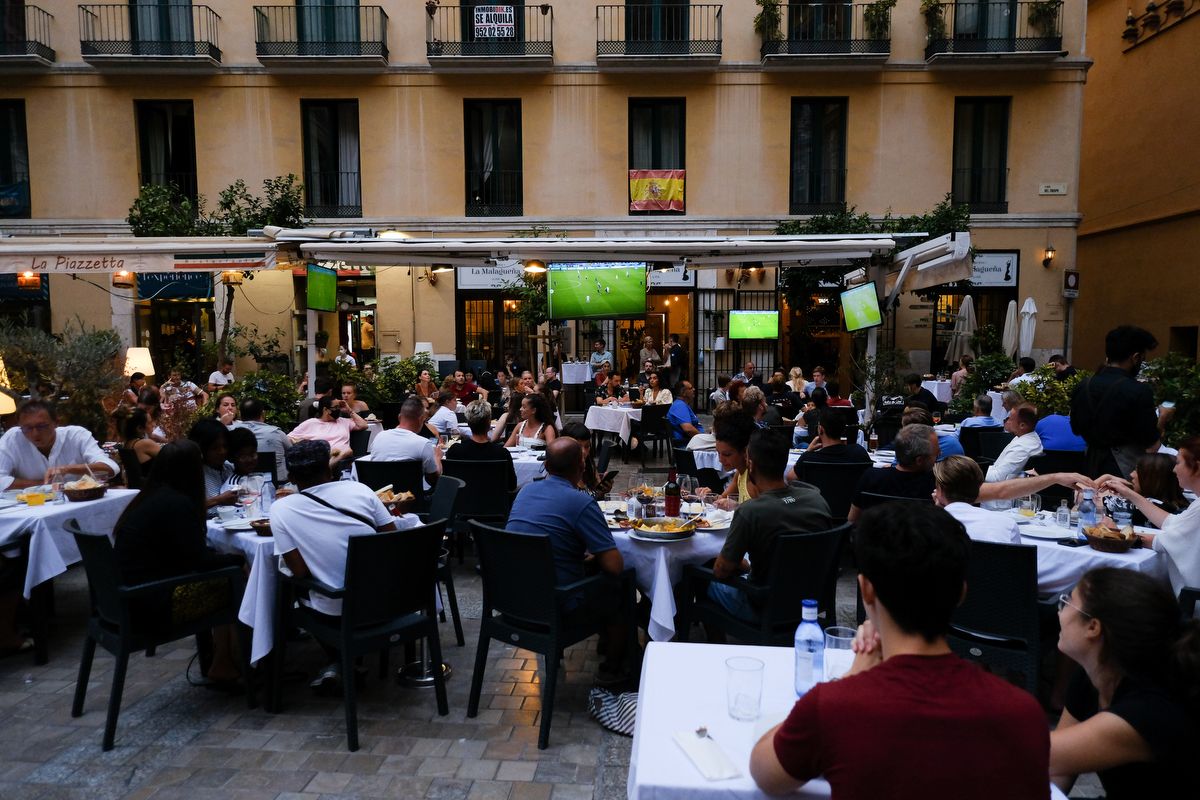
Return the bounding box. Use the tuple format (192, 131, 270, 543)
(945, 295, 977, 363)
(1018, 297, 1038, 358)
(1001, 299, 1019, 359)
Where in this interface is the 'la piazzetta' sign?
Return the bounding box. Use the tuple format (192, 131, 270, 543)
(0, 250, 276, 274)
(474, 5, 515, 38)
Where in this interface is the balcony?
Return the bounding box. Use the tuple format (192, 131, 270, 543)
(924, 1, 1065, 63)
(596, 4, 722, 70)
(790, 168, 847, 215)
(305, 170, 362, 219)
(0, 174, 31, 219)
(466, 169, 522, 217)
(761, 3, 890, 67)
(79, 4, 221, 67)
(0, 5, 55, 67)
(254, 5, 388, 70)
(426, 4, 552, 71)
(951, 167, 1007, 214)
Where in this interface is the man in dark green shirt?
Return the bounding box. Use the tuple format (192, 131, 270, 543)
(710, 429, 833, 621)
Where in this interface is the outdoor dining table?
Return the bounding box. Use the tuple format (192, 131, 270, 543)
(921, 379, 953, 404)
(1012, 517, 1168, 594)
(205, 519, 278, 665)
(629, 641, 1070, 800)
(585, 404, 643, 445)
(561, 362, 592, 384)
(504, 447, 548, 488)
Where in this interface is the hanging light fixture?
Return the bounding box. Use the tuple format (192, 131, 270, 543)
(523, 259, 547, 274)
(431, 263, 454, 273)
(112, 270, 135, 289)
(16, 271, 40, 291)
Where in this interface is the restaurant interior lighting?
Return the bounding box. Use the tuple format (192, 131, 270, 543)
(523, 259, 547, 274)
(112, 270, 134, 289)
(431, 264, 454, 273)
(123, 347, 157, 379)
(0, 392, 15, 416)
(1042, 246, 1056, 268)
(16, 271, 40, 290)
(221, 270, 244, 285)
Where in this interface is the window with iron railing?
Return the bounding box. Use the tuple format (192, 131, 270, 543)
(629, 97, 685, 214)
(301, 99, 362, 217)
(0, 100, 30, 219)
(790, 98, 847, 214)
(135, 99, 198, 202)
(952, 97, 1009, 213)
(1, 3, 55, 61)
(596, 3, 722, 57)
(253, 4, 389, 58)
(464, 99, 522, 217)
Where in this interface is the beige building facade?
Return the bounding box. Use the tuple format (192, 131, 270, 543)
(1, 0, 1090, 391)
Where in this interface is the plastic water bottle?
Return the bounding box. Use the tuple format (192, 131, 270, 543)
(794, 599, 824, 697)
(1077, 489, 1098, 540)
(1055, 499, 1071, 529)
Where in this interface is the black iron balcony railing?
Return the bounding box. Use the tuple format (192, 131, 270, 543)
(466, 169, 522, 217)
(79, 4, 221, 60)
(305, 170, 362, 218)
(951, 167, 1008, 213)
(762, 3, 891, 57)
(925, 0, 1063, 59)
(426, 4, 552, 58)
(143, 170, 198, 201)
(0, 5, 55, 61)
(254, 5, 388, 58)
(0, 173, 31, 218)
(597, 4, 722, 57)
(790, 167, 847, 214)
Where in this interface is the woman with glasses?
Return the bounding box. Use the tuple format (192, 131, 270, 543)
(1050, 568, 1200, 798)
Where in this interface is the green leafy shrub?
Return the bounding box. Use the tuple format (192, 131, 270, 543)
(1012, 365, 1089, 418)
(375, 354, 438, 404)
(1142, 354, 1200, 447)
(949, 353, 1015, 414)
(199, 371, 302, 429)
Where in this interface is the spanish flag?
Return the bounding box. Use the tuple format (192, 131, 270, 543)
(629, 169, 685, 212)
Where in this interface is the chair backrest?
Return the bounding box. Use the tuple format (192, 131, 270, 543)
(979, 430, 1016, 462)
(255, 451, 278, 483)
(595, 439, 614, 475)
(761, 524, 850, 627)
(768, 424, 795, 441)
(950, 540, 1040, 650)
(117, 447, 143, 490)
(673, 447, 697, 476)
(427, 475, 464, 524)
(67, 520, 126, 626)
(443, 459, 515, 519)
(871, 418, 902, 449)
(640, 403, 670, 439)
(349, 428, 371, 459)
(1026, 449, 1087, 506)
(470, 521, 559, 626)
(377, 402, 403, 430)
(959, 425, 1003, 458)
(793, 461, 871, 523)
(354, 460, 428, 512)
(342, 520, 446, 628)
(857, 491, 935, 511)
(1179, 587, 1200, 621)
(942, 411, 969, 425)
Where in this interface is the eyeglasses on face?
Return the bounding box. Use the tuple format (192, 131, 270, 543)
(1057, 593, 1092, 618)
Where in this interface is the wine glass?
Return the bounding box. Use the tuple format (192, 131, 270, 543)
(237, 475, 263, 518)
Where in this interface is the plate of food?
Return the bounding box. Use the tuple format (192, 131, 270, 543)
(628, 517, 701, 540)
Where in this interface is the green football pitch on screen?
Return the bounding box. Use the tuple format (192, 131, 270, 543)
(547, 263, 648, 319)
(729, 310, 779, 339)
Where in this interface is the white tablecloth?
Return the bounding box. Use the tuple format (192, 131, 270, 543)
(562, 363, 593, 384)
(1017, 523, 1167, 594)
(585, 405, 643, 445)
(629, 642, 1069, 800)
(987, 390, 1009, 424)
(511, 451, 547, 488)
(206, 521, 277, 665)
(0, 489, 139, 598)
(614, 529, 728, 642)
(921, 379, 953, 404)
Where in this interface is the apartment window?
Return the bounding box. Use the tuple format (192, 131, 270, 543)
(296, 0, 361, 49)
(0, 101, 29, 218)
(464, 99, 522, 217)
(135, 100, 197, 202)
(130, 0, 196, 54)
(626, 0, 689, 53)
(790, 98, 846, 214)
(301, 99, 361, 217)
(952, 97, 1009, 213)
(629, 98, 685, 214)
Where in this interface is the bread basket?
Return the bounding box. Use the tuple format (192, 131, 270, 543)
(64, 485, 107, 502)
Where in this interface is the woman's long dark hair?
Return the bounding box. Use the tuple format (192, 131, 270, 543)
(123, 408, 149, 443)
(1135, 452, 1188, 513)
(115, 440, 208, 529)
(561, 421, 599, 487)
(525, 393, 554, 426)
(1077, 568, 1200, 713)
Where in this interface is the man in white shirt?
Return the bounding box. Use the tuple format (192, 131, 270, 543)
(160, 368, 207, 412)
(207, 358, 235, 393)
(233, 398, 289, 482)
(986, 404, 1044, 484)
(0, 400, 119, 491)
(368, 397, 441, 486)
(289, 395, 368, 466)
(1008, 357, 1037, 387)
(933, 456, 1020, 544)
(269, 439, 418, 691)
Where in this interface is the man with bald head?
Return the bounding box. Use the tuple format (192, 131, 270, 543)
(507, 437, 631, 680)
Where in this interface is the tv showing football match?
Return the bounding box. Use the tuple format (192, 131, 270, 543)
(841, 281, 884, 332)
(728, 310, 779, 339)
(546, 262, 648, 320)
(306, 264, 337, 312)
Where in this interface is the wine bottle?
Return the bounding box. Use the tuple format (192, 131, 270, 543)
(664, 469, 681, 517)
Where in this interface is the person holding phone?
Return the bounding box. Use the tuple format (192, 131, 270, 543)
(561, 421, 617, 500)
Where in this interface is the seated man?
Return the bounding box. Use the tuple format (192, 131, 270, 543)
(709, 430, 832, 622)
(1035, 411, 1086, 452)
(507, 437, 631, 681)
(958, 394, 1001, 431)
(596, 372, 628, 406)
(301, 376, 334, 421)
(1009, 356, 1037, 386)
(368, 397, 442, 487)
(269, 440, 418, 691)
(449, 369, 487, 403)
(542, 366, 562, 402)
(0, 400, 119, 490)
(903, 407, 963, 461)
(667, 381, 705, 444)
(289, 394, 368, 466)
(750, 503, 1048, 799)
(903, 373, 939, 411)
(848, 424, 939, 522)
(233, 398, 289, 482)
(986, 403, 1044, 484)
(932, 456, 1020, 544)
(786, 408, 871, 481)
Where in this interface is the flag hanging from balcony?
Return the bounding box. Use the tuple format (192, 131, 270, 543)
(629, 169, 685, 212)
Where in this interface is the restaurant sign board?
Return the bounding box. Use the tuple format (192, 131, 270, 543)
(474, 5, 515, 38)
(457, 264, 525, 290)
(0, 250, 276, 274)
(969, 252, 1018, 288)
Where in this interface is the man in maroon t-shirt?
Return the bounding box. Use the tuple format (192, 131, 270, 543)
(750, 503, 1049, 800)
(450, 369, 487, 403)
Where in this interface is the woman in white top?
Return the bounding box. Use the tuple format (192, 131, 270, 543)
(787, 367, 807, 396)
(505, 393, 557, 449)
(638, 336, 662, 370)
(428, 391, 460, 439)
(1101, 436, 1200, 595)
(638, 371, 673, 406)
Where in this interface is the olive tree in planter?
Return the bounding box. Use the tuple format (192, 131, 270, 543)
(921, 0, 947, 41)
(864, 0, 897, 42)
(1027, 0, 1062, 37)
(754, 0, 783, 42)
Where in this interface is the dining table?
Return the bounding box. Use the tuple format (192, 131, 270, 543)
(506, 447, 548, 488)
(205, 519, 279, 665)
(1011, 515, 1168, 594)
(585, 404, 643, 445)
(921, 379, 953, 404)
(561, 362, 593, 385)
(628, 641, 1070, 800)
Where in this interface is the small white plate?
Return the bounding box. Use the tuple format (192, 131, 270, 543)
(221, 519, 254, 532)
(1020, 525, 1074, 540)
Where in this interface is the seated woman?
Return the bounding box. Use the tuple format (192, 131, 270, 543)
(428, 391, 461, 440)
(706, 409, 757, 509)
(493, 368, 513, 412)
(561, 421, 616, 499)
(113, 440, 245, 683)
(787, 367, 807, 398)
(413, 368, 437, 399)
(505, 393, 557, 449)
(637, 371, 674, 407)
(596, 373, 628, 406)
(1100, 452, 1189, 527)
(122, 408, 162, 482)
(1102, 437, 1200, 596)
(137, 387, 169, 443)
(446, 400, 516, 492)
(214, 392, 238, 427)
(188, 418, 238, 509)
(1050, 567, 1200, 798)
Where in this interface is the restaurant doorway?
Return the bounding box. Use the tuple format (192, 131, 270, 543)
(929, 289, 1016, 374)
(135, 298, 216, 382)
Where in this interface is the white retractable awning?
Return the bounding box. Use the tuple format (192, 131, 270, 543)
(0, 237, 278, 274)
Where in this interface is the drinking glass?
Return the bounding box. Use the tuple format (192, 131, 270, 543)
(726, 657, 764, 721)
(823, 627, 857, 681)
(237, 475, 264, 518)
(1018, 494, 1041, 518)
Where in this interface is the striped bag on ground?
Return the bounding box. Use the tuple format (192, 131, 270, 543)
(588, 687, 637, 736)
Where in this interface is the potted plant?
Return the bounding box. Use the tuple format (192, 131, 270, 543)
(753, 0, 783, 42)
(921, 0, 946, 41)
(864, 0, 896, 41)
(1026, 0, 1062, 37)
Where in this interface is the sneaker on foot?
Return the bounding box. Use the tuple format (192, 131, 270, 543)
(309, 664, 341, 695)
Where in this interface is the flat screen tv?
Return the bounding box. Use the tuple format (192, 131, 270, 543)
(547, 262, 648, 320)
(729, 310, 779, 339)
(841, 281, 883, 332)
(306, 264, 337, 312)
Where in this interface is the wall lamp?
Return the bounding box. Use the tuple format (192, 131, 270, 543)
(1042, 246, 1056, 268)
(523, 259, 547, 274)
(112, 270, 135, 289)
(220, 270, 244, 285)
(16, 271, 40, 291)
